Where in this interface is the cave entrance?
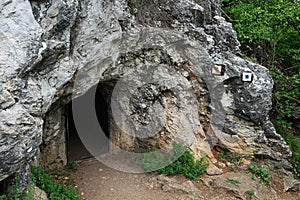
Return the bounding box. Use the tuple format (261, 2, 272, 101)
(66, 83, 110, 162)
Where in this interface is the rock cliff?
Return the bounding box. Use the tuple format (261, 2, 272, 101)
(0, 0, 291, 182)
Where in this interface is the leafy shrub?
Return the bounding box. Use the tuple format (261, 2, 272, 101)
(270, 69, 299, 126)
(221, 0, 300, 68)
(275, 125, 300, 179)
(141, 143, 207, 181)
(32, 167, 82, 200)
(246, 164, 272, 186)
(291, 154, 300, 179)
(0, 168, 82, 200)
(271, 68, 300, 179)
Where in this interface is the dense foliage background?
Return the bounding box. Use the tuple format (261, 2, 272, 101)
(221, 0, 300, 178)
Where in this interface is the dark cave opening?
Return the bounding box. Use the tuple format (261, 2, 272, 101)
(66, 83, 110, 162)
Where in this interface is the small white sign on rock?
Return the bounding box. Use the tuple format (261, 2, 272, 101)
(242, 72, 253, 82)
(212, 65, 225, 76)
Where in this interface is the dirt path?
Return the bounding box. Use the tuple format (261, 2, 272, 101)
(70, 158, 300, 200)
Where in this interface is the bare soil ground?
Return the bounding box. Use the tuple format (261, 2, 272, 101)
(69, 158, 300, 200)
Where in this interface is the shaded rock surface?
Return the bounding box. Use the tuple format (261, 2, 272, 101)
(0, 0, 292, 181)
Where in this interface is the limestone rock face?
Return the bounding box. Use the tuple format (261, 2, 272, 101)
(0, 0, 291, 181)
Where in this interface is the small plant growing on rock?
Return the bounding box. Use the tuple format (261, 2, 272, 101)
(217, 148, 241, 171)
(226, 178, 240, 185)
(247, 189, 254, 196)
(246, 164, 272, 186)
(273, 162, 283, 169)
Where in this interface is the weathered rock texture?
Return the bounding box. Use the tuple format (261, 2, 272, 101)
(201, 172, 277, 200)
(0, 0, 292, 182)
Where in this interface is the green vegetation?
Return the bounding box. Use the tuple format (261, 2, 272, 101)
(290, 152, 300, 179)
(221, 0, 300, 179)
(32, 167, 82, 200)
(246, 164, 272, 186)
(221, 0, 300, 67)
(218, 149, 241, 164)
(63, 162, 78, 172)
(273, 162, 283, 169)
(276, 121, 300, 179)
(0, 178, 34, 200)
(217, 149, 241, 171)
(0, 167, 82, 200)
(141, 143, 208, 181)
(226, 178, 240, 185)
(246, 189, 255, 196)
(217, 148, 231, 161)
